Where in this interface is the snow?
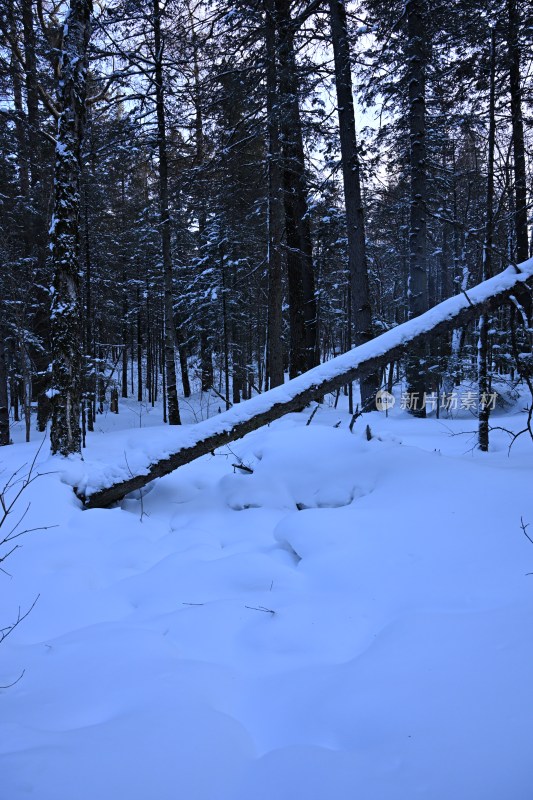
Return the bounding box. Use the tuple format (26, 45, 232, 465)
(70, 259, 533, 499)
(1, 393, 533, 799)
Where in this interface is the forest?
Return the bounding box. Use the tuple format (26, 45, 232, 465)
(1, 0, 533, 797)
(0, 0, 531, 457)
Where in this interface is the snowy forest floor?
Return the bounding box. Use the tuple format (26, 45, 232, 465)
(1, 385, 533, 799)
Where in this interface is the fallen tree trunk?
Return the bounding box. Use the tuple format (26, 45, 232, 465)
(76, 260, 533, 509)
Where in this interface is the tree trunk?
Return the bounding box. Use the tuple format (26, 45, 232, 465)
(265, 0, 284, 389)
(507, 0, 528, 264)
(122, 317, 128, 398)
(405, 0, 429, 417)
(274, 0, 317, 376)
(189, 13, 213, 393)
(49, 0, 92, 456)
(9, 38, 30, 197)
(176, 325, 191, 398)
(478, 28, 496, 453)
(21, 343, 31, 442)
(328, 0, 378, 411)
(0, 331, 10, 446)
(161, 330, 167, 422)
(21, 0, 41, 194)
(153, 0, 181, 424)
(221, 247, 231, 410)
(137, 301, 142, 402)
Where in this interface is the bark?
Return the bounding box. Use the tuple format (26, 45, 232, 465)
(21, 0, 41, 194)
(328, 0, 378, 411)
(21, 343, 31, 442)
(265, 0, 284, 389)
(507, 0, 528, 264)
(176, 325, 191, 398)
(121, 179, 129, 399)
(97, 342, 105, 413)
(137, 302, 142, 402)
(478, 28, 496, 453)
(0, 331, 10, 446)
(221, 247, 231, 410)
(77, 260, 533, 508)
(161, 331, 167, 422)
(200, 325, 213, 392)
(153, 0, 181, 424)
(190, 13, 213, 393)
(232, 327, 242, 405)
(121, 308, 128, 398)
(10, 43, 30, 197)
(82, 187, 93, 433)
(49, 0, 92, 456)
(405, 0, 429, 417)
(274, 0, 317, 376)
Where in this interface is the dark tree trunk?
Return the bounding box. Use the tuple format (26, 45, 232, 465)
(478, 29, 496, 453)
(200, 326, 213, 392)
(190, 18, 213, 394)
(137, 302, 142, 402)
(176, 325, 191, 398)
(49, 0, 92, 456)
(9, 40, 30, 197)
(0, 331, 9, 446)
(153, 0, 181, 424)
(161, 331, 167, 422)
(507, 0, 528, 264)
(97, 343, 105, 413)
(146, 322, 153, 405)
(221, 248, 231, 410)
(119, 172, 129, 401)
(21, 0, 41, 194)
(232, 329, 242, 405)
(122, 308, 128, 399)
(405, 0, 429, 417)
(265, 0, 284, 389)
(82, 188, 93, 433)
(274, 0, 317, 377)
(328, 0, 378, 411)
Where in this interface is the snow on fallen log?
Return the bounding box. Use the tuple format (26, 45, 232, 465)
(73, 259, 533, 509)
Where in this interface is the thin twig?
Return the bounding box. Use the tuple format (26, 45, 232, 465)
(0, 669, 25, 689)
(461, 288, 474, 307)
(349, 404, 361, 433)
(245, 605, 275, 615)
(306, 403, 320, 426)
(520, 517, 533, 546)
(0, 594, 40, 645)
(231, 462, 253, 474)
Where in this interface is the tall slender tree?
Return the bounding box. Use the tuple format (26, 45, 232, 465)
(153, 0, 181, 424)
(478, 26, 496, 453)
(507, 0, 528, 264)
(49, 0, 93, 456)
(265, 0, 284, 389)
(328, 0, 377, 410)
(0, 330, 9, 446)
(405, 0, 429, 416)
(274, 0, 317, 377)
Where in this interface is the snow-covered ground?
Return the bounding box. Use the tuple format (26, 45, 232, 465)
(1, 390, 533, 799)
